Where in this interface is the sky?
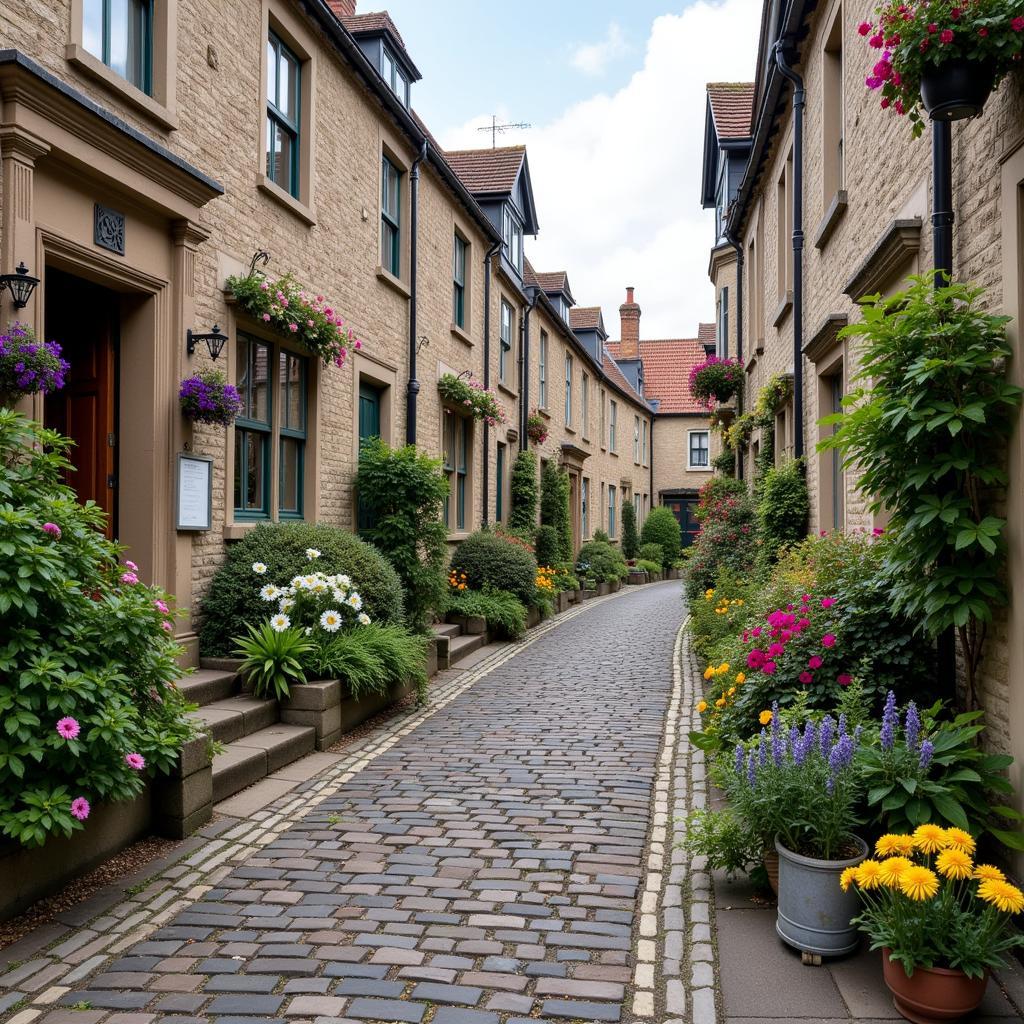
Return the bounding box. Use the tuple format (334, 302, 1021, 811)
(380, 0, 763, 338)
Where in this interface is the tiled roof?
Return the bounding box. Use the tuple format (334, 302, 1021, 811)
(697, 321, 716, 347)
(534, 270, 568, 293)
(602, 347, 642, 403)
(568, 306, 602, 331)
(340, 11, 407, 48)
(606, 338, 709, 414)
(445, 146, 525, 195)
(707, 82, 755, 140)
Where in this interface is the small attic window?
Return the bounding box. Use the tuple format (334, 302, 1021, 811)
(380, 45, 409, 106)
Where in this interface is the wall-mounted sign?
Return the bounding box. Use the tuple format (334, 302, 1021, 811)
(176, 453, 213, 531)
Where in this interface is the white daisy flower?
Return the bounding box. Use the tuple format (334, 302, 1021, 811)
(331, 588, 346, 603)
(347, 593, 363, 611)
(252, 562, 268, 575)
(311, 581, 328, 594)
(291, 575, 306, 589)
(260, 584, 281, 602)
(278, 597, 294, 612)
(306, 548, 321, 560)
(304, 575, 317, 587)
(338, 574, 351, 587)
(357, 612, 371, 625)
(305, 626, 312, 635)
(320, 609, 342, 632)
(270, 613, 291, 632)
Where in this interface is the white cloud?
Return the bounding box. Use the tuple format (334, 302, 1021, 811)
(570, 22, 627, 77)
(440, 0, 761, 339)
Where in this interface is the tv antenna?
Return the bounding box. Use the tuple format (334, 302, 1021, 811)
(477, 114, 531, 148)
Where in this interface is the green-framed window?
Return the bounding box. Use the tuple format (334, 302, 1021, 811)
(382, 156, 401, 276)
(83, 0, 153, 93)
(634, 415, 641, 463)
(442, 411, 470, 531)
(453, 233, 466, 328)
(266, 31, 301, 198)
(357, 381, 383, 532)
(234, 335, 273, 518)
(278, 350, 307, 518)
(499, 300, 513, 384)
(496, 442, 506, 522)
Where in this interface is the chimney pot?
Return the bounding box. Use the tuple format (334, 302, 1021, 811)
(618, 286, 641, 359)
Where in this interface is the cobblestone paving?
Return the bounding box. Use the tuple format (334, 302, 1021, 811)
(2, 582, 685, 1024)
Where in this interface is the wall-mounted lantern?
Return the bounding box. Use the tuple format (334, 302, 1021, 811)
(0, 263, 39, 309)
(186, 325, 229, 360)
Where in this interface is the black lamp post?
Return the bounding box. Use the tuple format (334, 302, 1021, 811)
(187, 325, 229, 360)
(0, 263, 40, 309)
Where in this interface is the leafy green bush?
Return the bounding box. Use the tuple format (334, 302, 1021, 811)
(509, 450, 538, 532)
(446, 585, 527, 639)
(534, 524, 560, 569)
(553, 561, 579, 592)
(639, 542, 664, 564)
(695, 476, 748, 521)
(199, 522, 403, 656)
(538, 460, 569, 562)
(713, 449, 737, 475)
(636, 558, 662, 575)
(354, 438, 448, 632)
(756, 458, 809, 565)
(592, 528, 610, 543)
(684, 486, 758, 601)
(640, 506, 682, 568)
(449, 530, 537, 605)
(310, 623, 429, 703)
(621, 500, 639, 559)
(577, 539, 627, 583)
(0, 411, 196, 847)
(685, 570, 752, 661)
(684, 807, 762, 879)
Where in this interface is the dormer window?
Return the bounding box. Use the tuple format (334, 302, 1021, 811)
(502, 207, 522, 273)
(380, 45, 409, 106)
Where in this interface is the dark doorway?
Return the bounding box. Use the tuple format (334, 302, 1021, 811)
(44, 267, 120, 539)
(663, 494, 700, 548)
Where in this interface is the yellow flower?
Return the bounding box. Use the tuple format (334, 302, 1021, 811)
(854, 860, 884, 890)
(715, 697, 727, 708)
(735, 672, 746, 684)
(978, 879, 1024, 914)
(912, 824, 949, 854)
(727, 686, 736, 696)
(697, 700, 708, 714)
(704, 589, 715, 600)
(878, 856, 913, 888)
(900, 866, 940, 901)
(758, 710, 773, 726)
(875, 834, 912, 858)
(973, 864, 1006, 884)
(703, 667, 715, 681)
(943, 827, 976, 855)
(719, 663, 730, 673)
(935, 848, 973, 881)
(839, 866, 858, 892)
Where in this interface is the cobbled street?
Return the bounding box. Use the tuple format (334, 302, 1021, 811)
(6, 583, 686, 1024)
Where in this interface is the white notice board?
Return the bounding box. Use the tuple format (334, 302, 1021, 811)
(176, 453, 213, 531)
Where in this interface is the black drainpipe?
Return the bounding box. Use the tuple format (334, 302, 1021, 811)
(518, 287, 541, 452)
(405, 140, 428, 446)
(774, 40, 805, 462)
(481, 241, 502, 527)
(648, 415, 655, 506)
(725, 230, 745, 480)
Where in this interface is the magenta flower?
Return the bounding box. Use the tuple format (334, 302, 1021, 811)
(1012, 16, 1024, 31)
(837, 673, 853, 686)
(120, 572, 139, 585)
(939, 28, 953, 43)
(161, 620, 173, 632)
(42, 522, 62, 539)
(821, 597, 836, 609)
(56, 716, 80, 740)
(798, 617, 810, 629)
(70, 797, 91, 821)
(858, 20, 871, 35)
(747, 649, 766, 669)
(154, 599, 169, 614)
(762, 661, 778, 676)
(125, 753, 146, 770)
(124, 560, 138, 571)
(808, 655, 823, 670)
(822, 634, 837, 648)
(799, 671, 813, 685)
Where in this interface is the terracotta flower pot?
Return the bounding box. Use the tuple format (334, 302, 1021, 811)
(881, 948, 988, 1024)
(919, 58, 996, 122)
(763, 849, 780, 895)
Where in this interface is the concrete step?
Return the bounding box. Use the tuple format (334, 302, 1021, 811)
(432, 622, 462, 640)
(448, 632, 484, 666)
(211, 723, 316, 804)
(176, 668, 238, 706)
(188, 695, 278, 744)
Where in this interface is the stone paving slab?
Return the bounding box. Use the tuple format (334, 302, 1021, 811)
(0, 583, 684, 1024)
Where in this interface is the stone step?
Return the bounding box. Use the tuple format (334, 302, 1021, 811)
(188, 695, 278, 744)
(432, 622, 462, 640)
(211, 723, 317, 804)
(176, 668, 238, 706)
(448, 632, 484, 666)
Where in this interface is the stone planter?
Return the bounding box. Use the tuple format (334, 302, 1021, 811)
(597, 582, 610, 596)
(556, 591, 570, 613)
(627, 570, 647, 585)
(573, 589, 582, 603)
(448, 613, 486, 635)
(882, 948, 988, 1023)
(920, 58, 996, 122)
(582, 588, 597, 600)
(153, 734, 214, 838)
(526, 606, 541, 628)
(775, 834, 867, 958)
(610, 579, 621, 593)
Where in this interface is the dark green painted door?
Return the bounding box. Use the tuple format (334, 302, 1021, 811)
(357, 383, 382, 532)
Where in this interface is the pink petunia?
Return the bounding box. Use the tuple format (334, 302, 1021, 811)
(42, 522, 62, 539)
(161, 620, 173, 632)
(70, 797, 91, 821)
(873, 527, 885, 536)
(798, 617, 811, 630)
(120, 572, 139, 585)
(799, 671, 813, 685)
(56, 717, 80, 740)
(822, 634, 837, 648)
(125, 753, 146, 770)
(808, 655, 823, 670)
(288, 323, 298, 333)
(262, 313, 272, 322)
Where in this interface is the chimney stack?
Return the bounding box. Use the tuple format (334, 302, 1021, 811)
(619, 286, 641, 359)
(327, 0, 356, 17)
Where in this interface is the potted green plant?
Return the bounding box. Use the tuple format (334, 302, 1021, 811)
(729, 706, 866, 957)
(526, 410, 548, 445)
(689, 356, 744, 408)
(859, 1, 1024, 135)
(846, 826, 1024, 1023)
(438, 372, 506, 427)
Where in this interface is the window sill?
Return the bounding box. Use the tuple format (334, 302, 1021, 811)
(498, 382, 517, 399)
(256, 174, 317, 226)
(609, 449, 619, 458)
(564, 424, 576, 435)
(686, 466, 710, 473)
(773, 293, 793, 328)
(447, 531, 473, 543)
(376, 266, 412, 299)
(814, 189, 848, 251)
(538, 407, 551, 419)
(66, 44, 178, 131)
(224, 522, 260, 541)
(450, 323, 473, 345)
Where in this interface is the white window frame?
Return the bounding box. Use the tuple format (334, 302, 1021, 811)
(633, 415, 641, 463)
(581, 373, 590, 439)
(609, 400, 618, 451)
(688, 429, 710, 470)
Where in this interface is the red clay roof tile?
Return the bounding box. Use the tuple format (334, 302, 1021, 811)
(568, 306, 602, 331)
(445, 146, 526, 195)
(707, 82, 755, 140)
(606, 337, 709, 414)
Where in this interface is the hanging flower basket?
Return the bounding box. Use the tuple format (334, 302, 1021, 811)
(0, 322, 69, 405)
(179, 369, 242, 426)
(689, 356, 744, 408)
(859, 1, 1023, 137)
(227, 271, 362, 367)
(526, 411, 548, 445)
(438, 373, 506, 427)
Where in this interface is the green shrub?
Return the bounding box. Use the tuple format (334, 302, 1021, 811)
(354, 438, 449, 632)
(685, 482, 758, 601)
(756, 458, 809, 565)
(636, 558, 662, 575)
(449, 530, 537, 605)
(539, 460, 572, 562)
(0, 411, 196, 847)
(592, 528, 610, 543)
(640, 506, 682, 568)
(639, 542, 664, 564)
(534, 524, 560, 569)
(695, 476, 748, 521)
(235, 623, 314, 700)
(310, 623, 429, 703)
(577, 539, 628, 583)
(684, 808, 762, 879)
(554, 561, 580, 592)
(509, 450, 538, 532)
(621, 500, 639, 559)
(199, 522, 403, 656)
(713, 449, 737, 475)
(446, 585, 527, 639)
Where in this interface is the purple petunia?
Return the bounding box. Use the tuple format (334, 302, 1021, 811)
(179, 370, 242, 426)
(0, 323, 69, 399)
